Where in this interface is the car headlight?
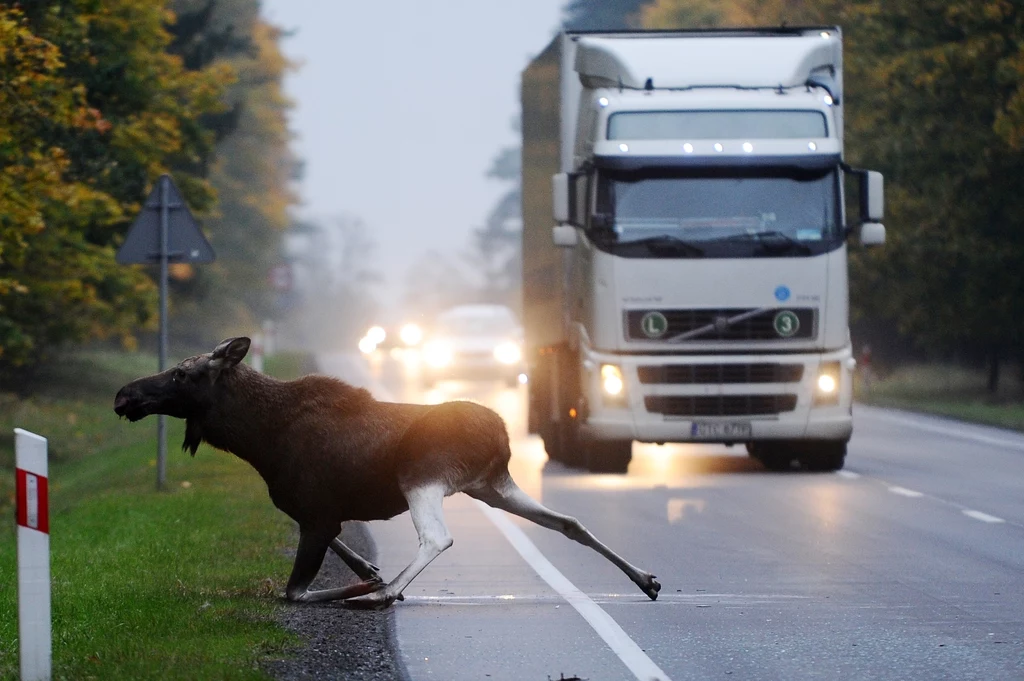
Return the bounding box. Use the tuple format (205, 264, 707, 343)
(814, 361, 841, 405)
(423, 342, 453, 368)
(399, 323, 423, 347)
(366, 326, 386, 344)
(493, 342, 522, 365)
(357, 335, 377, 354)
(601, 364, 624, 397)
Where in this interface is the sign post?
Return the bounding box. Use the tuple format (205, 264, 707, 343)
(16, 428, 50, 681)
(117, 174, 215, 490)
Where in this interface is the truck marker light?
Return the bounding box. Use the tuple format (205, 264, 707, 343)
(714, 143, 724, 152)
(683, 143, 694, 153)
(823, 94, 834, 106)
(598, 97, 609, 107)
(742, 142, 754, 153)
(820, 31, 831, 39)
(817, 374, 837, 393)
(618, 143, 629, 152)
(808, 142, 817, 151)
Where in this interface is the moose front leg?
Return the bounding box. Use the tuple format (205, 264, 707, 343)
(285, 529, 386, 603)
(343, 483, 452, 609)
(330, 535, 381, 581)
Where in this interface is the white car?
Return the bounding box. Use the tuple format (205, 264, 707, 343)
(420, 305, 525, 388)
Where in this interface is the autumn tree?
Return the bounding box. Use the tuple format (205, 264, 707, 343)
(0, 1, 232, 388)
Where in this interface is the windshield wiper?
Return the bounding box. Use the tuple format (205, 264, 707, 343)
(628, 235, 705, 257)
(713, 230, 813, 255)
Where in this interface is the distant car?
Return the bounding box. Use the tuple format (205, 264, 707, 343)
(358, 321, 424, 354)
(420, 305, 525, 388)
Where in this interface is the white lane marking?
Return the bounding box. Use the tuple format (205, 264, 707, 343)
(476, 501, 673, 681)
(865, 408, 1024, 451)
(888, 486, 924, 498)
(403, 592, 810, 606)
(963, 510, 1006, 524)
(837, 471, 860, 479)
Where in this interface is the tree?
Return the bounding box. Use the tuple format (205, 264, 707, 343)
(563, 0, 654, 29)
(166, 0, 298, 345)
(1, 2, 231, 386)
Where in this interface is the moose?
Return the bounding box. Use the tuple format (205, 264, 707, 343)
(113, 337, 661, 608)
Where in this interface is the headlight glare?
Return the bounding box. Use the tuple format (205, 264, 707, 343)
(601, 364, 624, 396)
(814, 361, 841, 405)
(493, 342, 522, 365)
(399, 323, 423, 347)
(423, 342, 453, 368)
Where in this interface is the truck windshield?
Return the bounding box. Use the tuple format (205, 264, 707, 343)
(593, 167, 841, 258)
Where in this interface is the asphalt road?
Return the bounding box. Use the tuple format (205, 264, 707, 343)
(317, 351, 1024, 681)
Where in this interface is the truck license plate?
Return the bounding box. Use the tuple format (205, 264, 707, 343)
(691, 422, 752, 439)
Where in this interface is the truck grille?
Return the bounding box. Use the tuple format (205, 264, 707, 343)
(637, 363, 804, 385)
(644, 394, 798, 417)
(625, 308, 816, 341)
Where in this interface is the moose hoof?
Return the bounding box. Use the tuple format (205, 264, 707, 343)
(342, 589, 398, 610)
(641, 574, 661, 601)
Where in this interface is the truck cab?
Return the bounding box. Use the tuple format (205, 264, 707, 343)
(522, 28, 885, 473)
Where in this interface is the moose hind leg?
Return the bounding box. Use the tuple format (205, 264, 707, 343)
(469, 475, 661, 601)
(330, 535, 381, 581)
(286, 529, 385, 603)
(344, 483, 453, 609)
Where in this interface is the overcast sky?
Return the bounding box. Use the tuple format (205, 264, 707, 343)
(259, 1, 565, 309)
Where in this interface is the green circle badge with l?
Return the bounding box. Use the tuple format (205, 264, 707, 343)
(773, 310, 800, 338)
(640, 311, 669, 338)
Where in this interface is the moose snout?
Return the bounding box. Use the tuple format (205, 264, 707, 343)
(113, 387, 144, 420)
(113, 390, 131, 416)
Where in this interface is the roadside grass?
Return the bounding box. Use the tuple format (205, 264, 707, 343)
(0, 350, 313, 680)
(858, 363, 1024, 432)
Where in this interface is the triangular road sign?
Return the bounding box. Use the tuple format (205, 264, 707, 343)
(116, 174, 215, 264)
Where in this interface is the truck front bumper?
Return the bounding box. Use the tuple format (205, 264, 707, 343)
(577, 346, 855, 444)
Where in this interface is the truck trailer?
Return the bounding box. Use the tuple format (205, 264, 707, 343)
(521, 28, 885, 473)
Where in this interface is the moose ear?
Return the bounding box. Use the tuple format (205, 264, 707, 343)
(209, 337, 251, 370)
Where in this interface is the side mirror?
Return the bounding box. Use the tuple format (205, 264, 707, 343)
(859, 222, 886, 247)
(552, 224, 578, 247)
(861, 170, 884, 222)
(552, 173, 571, 224)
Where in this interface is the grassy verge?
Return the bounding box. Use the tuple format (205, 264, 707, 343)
(858, 363, 1024, 432)
(1, 350, 312, 680)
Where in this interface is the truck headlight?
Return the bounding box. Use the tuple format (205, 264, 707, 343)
(601, 364, 625, 397)
(814, 361, 841, 405)
(493, 342, 522, 365)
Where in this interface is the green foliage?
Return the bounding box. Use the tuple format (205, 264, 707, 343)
(0, 1, 232, 383)
(1, 0, 297, 391)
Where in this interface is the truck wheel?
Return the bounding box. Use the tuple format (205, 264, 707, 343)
(798, 441, 847, 472)
(557, 420, 585, 469)
(585, 439, 633, 474)
(541, 424, 563, 463)
(750, 443, 796, 472)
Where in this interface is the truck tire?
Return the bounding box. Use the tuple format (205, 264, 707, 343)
(748, 442, 796, 472)
(798, 441, 847, 472)
(585, 439, 633, 474)
(540, 424, 563, 463)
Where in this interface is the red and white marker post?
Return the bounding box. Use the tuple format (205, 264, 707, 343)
(15, 428, 51, 681)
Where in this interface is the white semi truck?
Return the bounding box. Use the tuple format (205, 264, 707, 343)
(521, 28, 885, 473)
